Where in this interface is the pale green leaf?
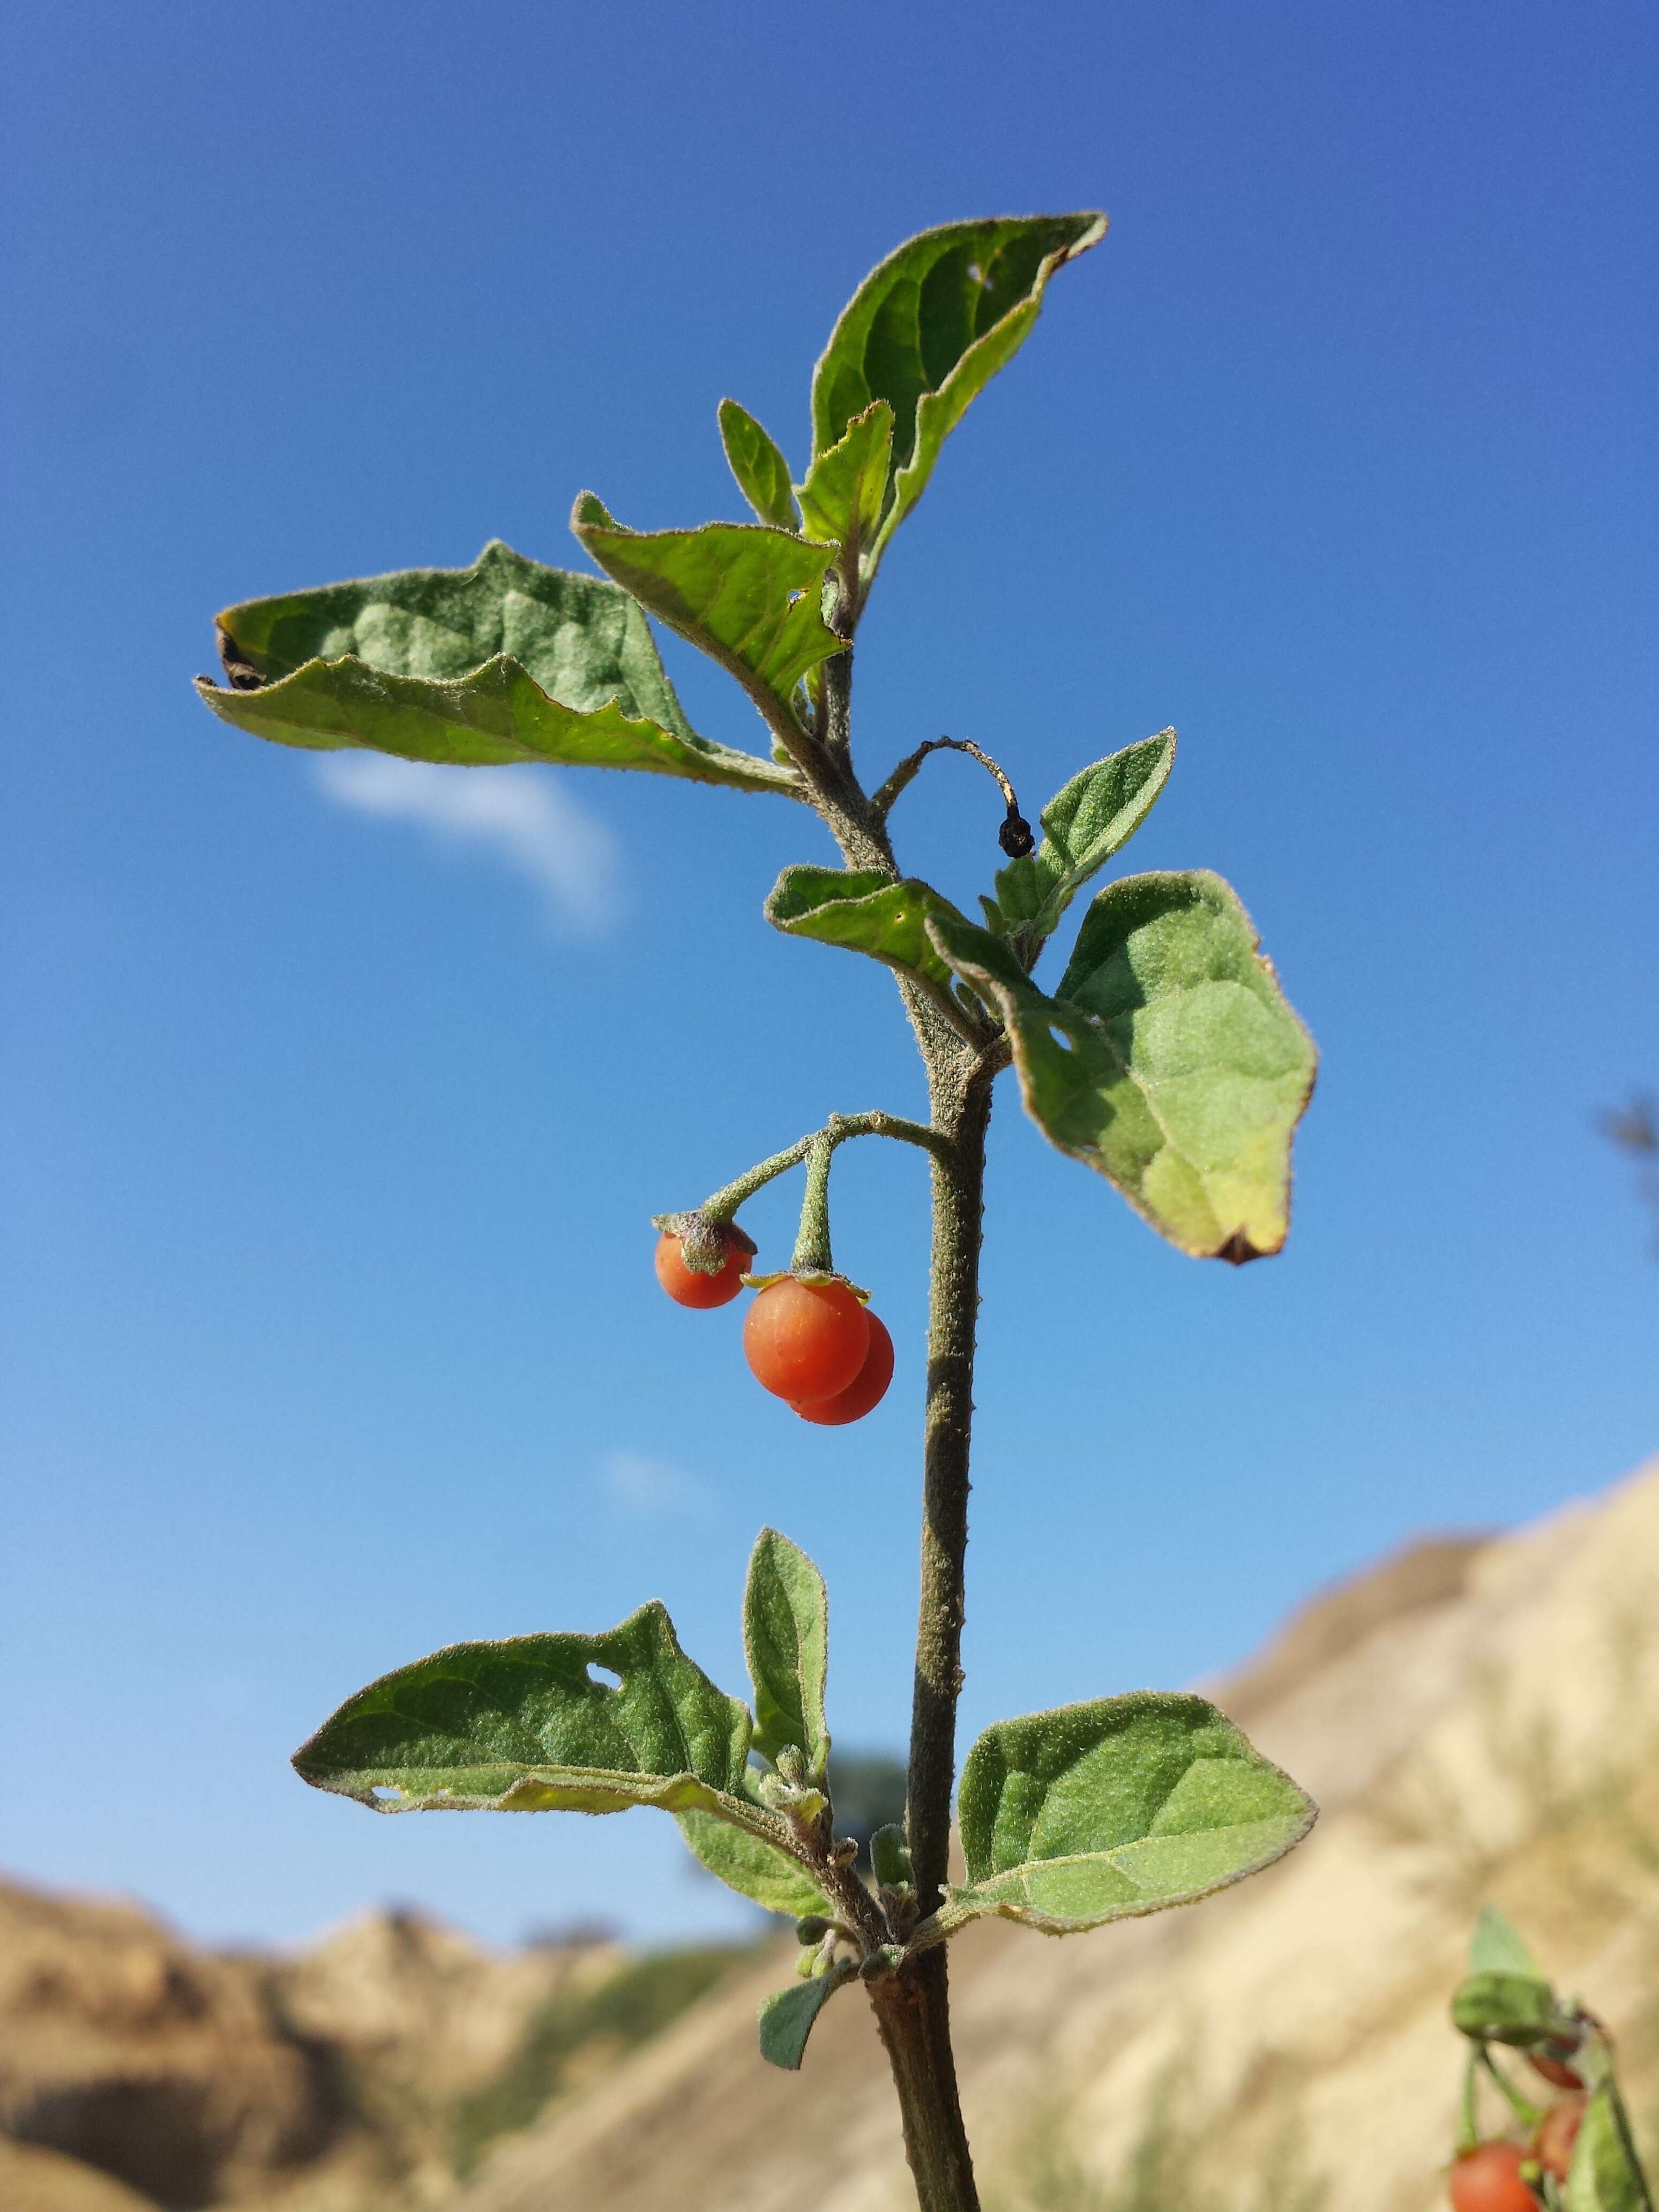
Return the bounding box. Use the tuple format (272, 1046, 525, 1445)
(675, 1807, 831, 1918)
(1452, 1972, 1566, 2046)
(744, 1528, 831, 1778)
(796, 401, 893, 579)
(811, 214, 1106, 575)
(922, 1692, 1315, 1940)
(929, 877, 1316, 1262)
(758, 1964, 854, 2071)
(719, 400, 799, 531)
(571, 494, 842, 739)
(292, 1601, 758, 1819)
(1470, 1905, 1542, 1978)
(1568, 2090, 1652, 2212)
(766, 864, 970, 1005)
(195, 540, 797, 795)
(995, 731, 1176, 953)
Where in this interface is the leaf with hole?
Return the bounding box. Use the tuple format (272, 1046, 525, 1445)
(675, 1808, 831, 1918)
(719, 400, 799, 531)
(292, 1601, 765, 1823)
(994, 730, 1176, 953)
(811, 213, 1105, 579)
(929, 877, 1316, 1261)
(571, 494, 842, 742)
(766, 865, 972, 1019)
(758, 1963, 855, 2071)
(917, 1691, 1315, 1941)
(744, 1528, 832, 1778)
(195, 540, 797, 795)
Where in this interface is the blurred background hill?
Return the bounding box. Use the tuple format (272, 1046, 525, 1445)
(9, 1460, 1659, 2212)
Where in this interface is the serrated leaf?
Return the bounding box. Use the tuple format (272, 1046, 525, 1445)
(292, 1601, 757, 1818)
(719, 400, 799, 531)
(744, 1529, 831, 1778)
(1470, 1905, 1543, 1978)
(923, 1692, 1314, 1940)
(571, 494, 842, 741)
(758, 1964, 854, 2071)
(811, 213, 1105, 576)
(196, 540, 797, 795)
(766, 864, 970, 1005)
(675, 1807, 831, 1918)
(1568, 2089, 1652, 2212)
(929, 876, 1316, 1262)
(796, 401, 893, 583)
(995, 731, 1176, 953)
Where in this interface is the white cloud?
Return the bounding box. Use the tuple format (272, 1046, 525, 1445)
(600, 1451, 715, 1518)
(313, 754, 621, 932)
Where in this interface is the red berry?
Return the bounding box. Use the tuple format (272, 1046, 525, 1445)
(792, 1312, 894, 1425)
(1534, 2096, 1586, 2183)
(654, 1227, 751, 1309)
(743, 1276, 869, 1403)
(1448, 2142, 1538, 2212)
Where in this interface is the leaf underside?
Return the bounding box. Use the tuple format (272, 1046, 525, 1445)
(743, 1529, 832, 1776)
(810, 212, 1107, 568)
(933, 1691, 1315, 1939)
(995, 731, 1177, 953)
(675, 1808, 831, 1918)
(291, 1601, 753, 1815)
(766, 864, 972, 1001)
(930, 873, 1316, 1261)
(571, 494, 843, 737)
(196, 539, 795, 793)
(758, 1968, 853, 2071)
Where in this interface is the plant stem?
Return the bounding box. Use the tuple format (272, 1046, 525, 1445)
(863, 1049, 993, 2212)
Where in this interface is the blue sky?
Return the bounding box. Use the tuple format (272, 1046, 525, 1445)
(2, 0, 1654, 1952)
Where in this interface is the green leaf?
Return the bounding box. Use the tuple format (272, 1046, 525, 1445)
(929, 876, 1316, 1262)
(1568, 2089, 1652, 2212)
(674, 1808, 831, 1919)
(796, 401, 893, 579)
(923, 1691, 1315, 1940)
(810, 213, 1106, 574)
(758, 1964, 855, 2071)
(571, 494, 843, 741)
(719, 400, 799, 531)
(292, 1601, 758, 1818)
(744, 1529, 831, 1779)
(766, 864, 970, 1005)
(195, 540, 797, 795)
(994, 731, 1177, 953)
(1470, 1905, 1542, 1978)
(1451, 1972, 1565, 2047)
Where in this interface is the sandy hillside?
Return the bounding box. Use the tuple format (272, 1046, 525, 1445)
(456, 1459, 1659, 2212)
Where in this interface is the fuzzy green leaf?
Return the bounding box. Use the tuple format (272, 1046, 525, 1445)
(744, 1529, 831, 1778)
(1568, 2090, 1651, 2212)
(766, 865, 970, 1003)
(796, 401, 893, 577)
(923, 1692, 1315, 1940)
(571, 494, 842, 739)
(195, 540, 797, 795)
(719, 400, 800, 531)
(929, 877, 1316, 1262)
(1451, 1972, 1565, 2047)
(994, 730, 1176, 951)
(292, 1602, 757, 1818)
(811, 213, 1106, 573)
(758, 1965, 854, 2071)
(675, 1808, 831, 1919)
(1469, 1905, 1542, 1978)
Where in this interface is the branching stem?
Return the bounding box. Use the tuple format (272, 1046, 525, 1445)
(698, 1111, 946, 1237)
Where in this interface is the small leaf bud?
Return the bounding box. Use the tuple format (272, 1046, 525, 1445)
(870, 1823, 913, 1890)
(794, 1915, 832, 1946)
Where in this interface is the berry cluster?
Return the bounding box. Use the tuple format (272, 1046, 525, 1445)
(655, 1227, 893, 1425)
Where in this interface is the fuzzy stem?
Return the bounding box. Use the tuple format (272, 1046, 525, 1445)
(697, 1111, 945, 1227)
(791, 1135, 836, 1273)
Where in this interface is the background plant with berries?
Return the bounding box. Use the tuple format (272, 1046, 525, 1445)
(197, 212, 1322, 2212)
